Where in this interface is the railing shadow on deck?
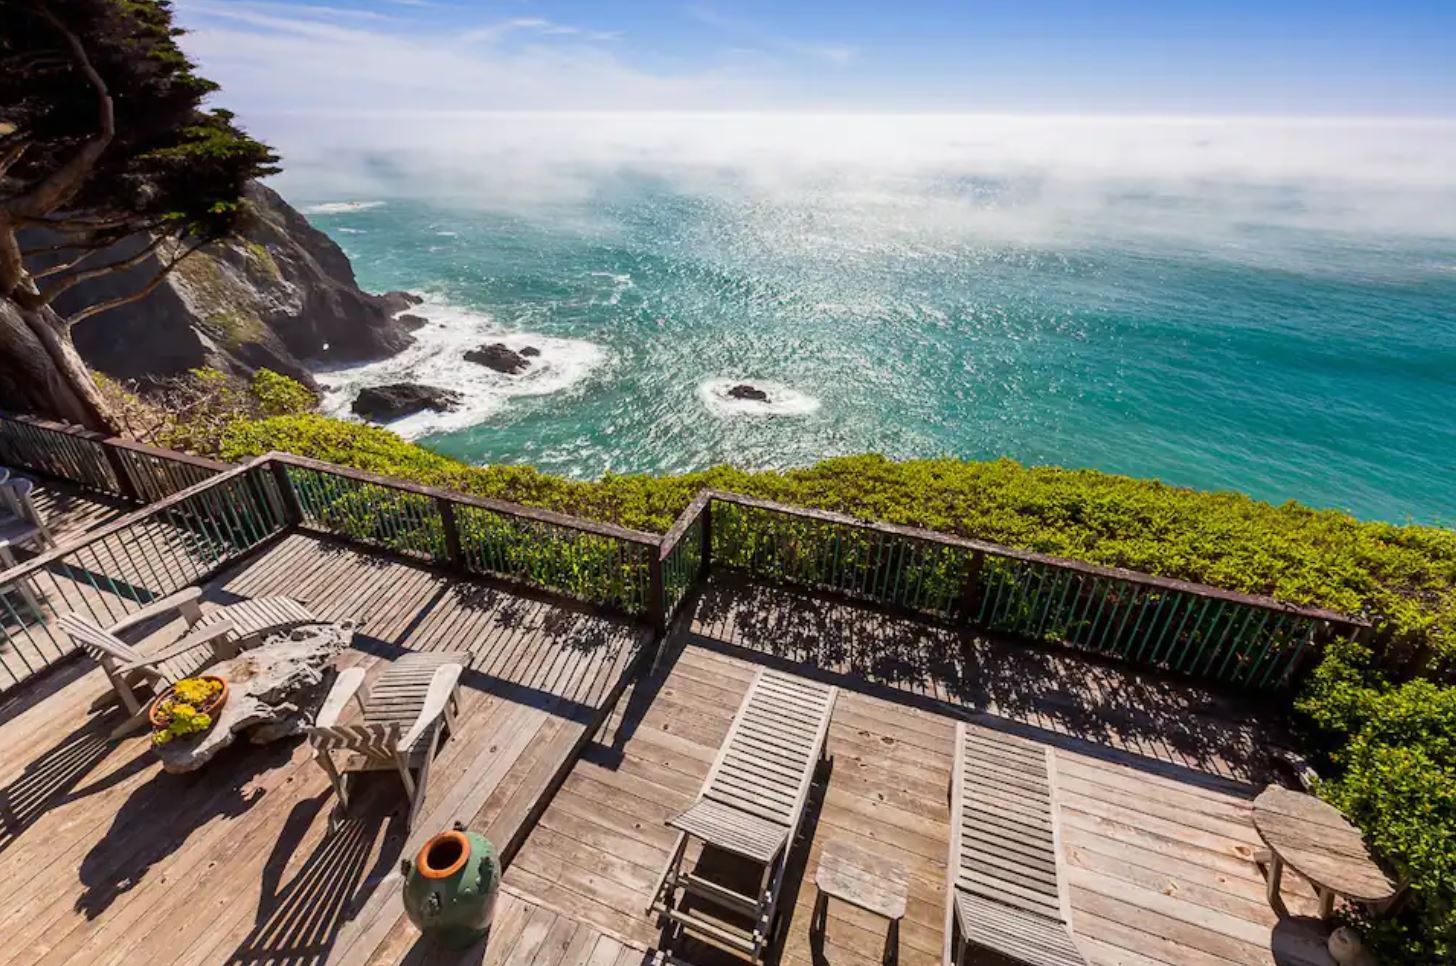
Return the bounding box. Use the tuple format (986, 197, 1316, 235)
(0, 711, 149, 856)
(689, 570, 1282, 791)
(74, 738, 298, 919)
(226, 789, 404, 966)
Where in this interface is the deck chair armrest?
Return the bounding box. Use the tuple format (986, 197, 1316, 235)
(399, 664, 462, 753)
(108, 587, 205, 636)
(316, 667, 367, 729)
(117, 618, 237, 672)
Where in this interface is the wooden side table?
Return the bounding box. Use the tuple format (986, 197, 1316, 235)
(1252, 785, 1398, 921)
(813, 838, 908, 965)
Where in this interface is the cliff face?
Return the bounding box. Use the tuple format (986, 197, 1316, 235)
(61, 183, 419, 390)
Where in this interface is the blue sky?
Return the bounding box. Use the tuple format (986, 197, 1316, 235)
(174, 0, 1455, 116)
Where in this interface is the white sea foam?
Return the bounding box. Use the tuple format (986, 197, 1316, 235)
(589, 271, 633, 305)
(698, 378, 821, 418)
(302, 201, 385, 215)
(336, 227, 366, 234)
(316, 298, 608, 437)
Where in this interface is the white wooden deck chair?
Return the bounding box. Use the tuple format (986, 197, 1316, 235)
(650, 668, 838, 963)
(944, 723, 1088, 966)
(0, 477, 56, 551)
(308, 651, 466, 830)
(58, 589, 239, 732)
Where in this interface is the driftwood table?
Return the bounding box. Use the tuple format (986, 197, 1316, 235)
(1252, 785, 1398, 921)
(152, 622, 352, 773)
(813, 838, 908, 964)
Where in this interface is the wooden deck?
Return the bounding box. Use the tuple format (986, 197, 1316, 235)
(503, 630, 1336, 966)
(22, 479, 131, 544)
(0, 532, 646, 966)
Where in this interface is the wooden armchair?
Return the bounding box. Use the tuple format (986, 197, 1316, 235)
(58, 587, 238, 729)
(308, 651, 465, 829)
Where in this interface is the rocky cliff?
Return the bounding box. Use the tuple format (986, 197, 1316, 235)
(57, 183, 420, 390)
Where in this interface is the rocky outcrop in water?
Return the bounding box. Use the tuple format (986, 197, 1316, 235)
(54, 183, 423, 390)
(465, 343, 533, 374)
(352, 383, 462, 421)
(728, 384, 770, 402)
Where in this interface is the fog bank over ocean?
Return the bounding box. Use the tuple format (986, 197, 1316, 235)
(263, 114, 1453, 524)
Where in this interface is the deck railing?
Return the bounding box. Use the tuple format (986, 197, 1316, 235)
(0, 460, 288, 693)
(269, 454, 660, 616)
(0, 411, 1370, 694)
(0, 412, 227, 502)
(703, 492, 1367, 688)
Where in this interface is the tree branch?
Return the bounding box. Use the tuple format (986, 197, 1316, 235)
(31, 243, 109, 280)
(37, 233, 170, 301)
(1, 9, 115, 219)
(64, 238, 210, 327)
(0, 139, 27, 181)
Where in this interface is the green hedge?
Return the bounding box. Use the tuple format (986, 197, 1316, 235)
(222, 412, 1456, 960)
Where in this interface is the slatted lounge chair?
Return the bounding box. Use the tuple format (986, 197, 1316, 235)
(308, 650, 466, 829)
(945, 722, 1088, 966)
(58, 588, 238, 729)
(650, 668, 838, 963)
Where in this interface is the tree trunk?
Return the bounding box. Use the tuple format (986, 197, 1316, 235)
(0, 297, 118, 432)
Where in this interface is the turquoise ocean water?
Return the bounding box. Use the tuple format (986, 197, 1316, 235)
(298, 170, 1456, 526)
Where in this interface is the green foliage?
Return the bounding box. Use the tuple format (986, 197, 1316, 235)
(1299, 640, 1456, 963)
(221, 415, 1456, 673)
(249, 369, 314, 418)
(160, 368, 315, 455)
(0, 0, 279, 241)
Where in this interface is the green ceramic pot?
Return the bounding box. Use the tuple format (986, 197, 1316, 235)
(401, 821, 501, 949)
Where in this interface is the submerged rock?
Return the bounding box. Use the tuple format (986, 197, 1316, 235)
(396, 313, 429, 331)
(519, 346, 541, 358)
(728, 384, 770, 402)
(352, 383, 462, 421)
(465, 343, 531, 374)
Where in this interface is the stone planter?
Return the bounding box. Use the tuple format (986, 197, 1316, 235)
(402, 822, 501, 949)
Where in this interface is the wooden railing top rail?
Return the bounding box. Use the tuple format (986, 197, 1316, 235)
(266, 452, 662, 547)
(659, 491, 711, 561)
(0, 456, 270, 586)
(108, 437, 231, 471)
(0, 410, 112, 441)
(706, 490, 1369, 629)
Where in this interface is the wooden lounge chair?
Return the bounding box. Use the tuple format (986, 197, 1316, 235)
(650, 668, 838, 963)
(0, 477, 55, 553)
(58, 587, 238, 727)
(944, 722, 1088, 966)
(308, 650, 466, 829)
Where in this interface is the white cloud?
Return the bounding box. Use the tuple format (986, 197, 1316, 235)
(460, 17, 623, 45)
(175, 1, 767, 115)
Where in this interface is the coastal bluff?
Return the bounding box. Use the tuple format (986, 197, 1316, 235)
(49, 183, 421, 391)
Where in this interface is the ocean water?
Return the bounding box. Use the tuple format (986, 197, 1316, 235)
(282, 117, 1456, 525)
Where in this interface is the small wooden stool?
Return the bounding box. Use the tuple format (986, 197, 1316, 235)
(813, 839, 908, 965)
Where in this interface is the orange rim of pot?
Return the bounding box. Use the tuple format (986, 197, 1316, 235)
(417, 829, 471, 880)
